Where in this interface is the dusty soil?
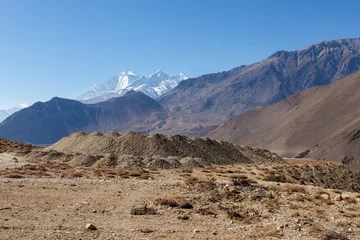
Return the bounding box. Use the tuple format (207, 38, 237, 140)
(1, 156, 360, 240)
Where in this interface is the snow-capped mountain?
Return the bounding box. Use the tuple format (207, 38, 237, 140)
(76, 70, 187, 103)
(0, 104, 29, 123)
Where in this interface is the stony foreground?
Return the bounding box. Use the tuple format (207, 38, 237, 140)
(1, 155, 360, 240)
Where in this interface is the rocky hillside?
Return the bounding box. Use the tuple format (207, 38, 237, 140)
(0, 138, 37, 153)
(208, 70, 360, 169)
(0, 91, 167, 145)
(159, 38, 360, 123)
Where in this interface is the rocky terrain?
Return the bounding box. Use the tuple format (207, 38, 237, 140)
(25, 131, 283, 169)
(1, 158, 360, 240)
(208, 70, 360, 170)
(0, 134, 360, 239)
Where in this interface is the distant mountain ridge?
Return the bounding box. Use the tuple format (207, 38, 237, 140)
(77, 70, 187, 103)
(0, 91, 167, 145)
(0, 104, 29, 123)
(159, 38, 360, 121)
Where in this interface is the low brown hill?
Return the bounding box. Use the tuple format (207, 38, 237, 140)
(0, 138, 37, 153)
(208, 70, 360, 169)
(27, 132, 283, 169)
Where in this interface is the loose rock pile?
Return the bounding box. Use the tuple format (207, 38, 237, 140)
(26, 132, 283, 169)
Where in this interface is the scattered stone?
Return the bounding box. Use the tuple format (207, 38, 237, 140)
(193, 228, 200, 233)
(85, 223, 97, 230)
(334, 195, 342, 201)
(341, 194, 350, 200)
(320, 194, 329, 200)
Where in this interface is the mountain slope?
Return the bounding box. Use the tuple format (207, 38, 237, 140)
(159, 38, 360, 121)
(208, 70, 360, 169)
(77, 70, 187, 103)
(0, 91, 167, 145)
(0, 104, 29, 123)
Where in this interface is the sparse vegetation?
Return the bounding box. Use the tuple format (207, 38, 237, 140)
(130, 205, 157, 215)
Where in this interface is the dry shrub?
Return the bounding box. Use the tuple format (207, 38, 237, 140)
(130, 205, 157, 215)
(288, 203, 300, 209)
(139, 228, 154, 233)
(179, 202, 193, 209)
(283, 184, 307, 194)
(196, 207, 216, 216)
(231, 178, 252, 187)
(128, 169, 143, 177)
(116, 169, 129, 176)
(263, 173, 286, 182)
(5, 173, 23, 178)
(322, 231, 349, 240)
(226, 209, 245, 220)
(293, 194, 306, 202)
(252, 225, 280, 238)
(155, 198, 179, 208)
(226, 207, 260, 224)
(69, 172, 83, 178)
(184, 176, 198, 185)
(181, 169, 193, 173)
(229, 174, 248, 180)
(345, 197, 357, 204)
(177, 215, 190, 220)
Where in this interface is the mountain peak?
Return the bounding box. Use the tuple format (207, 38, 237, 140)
(148, 70, 165, 78)
(77, 70, 188, 103)
(119, 70, 138, 76)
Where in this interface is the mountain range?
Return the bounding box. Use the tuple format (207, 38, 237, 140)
(76, 70, 187, 104)
(1, 37, 360, 151)
(159, 38, 360, 120)
(208, 70, 360, 169)
(0, 104, 29, 123)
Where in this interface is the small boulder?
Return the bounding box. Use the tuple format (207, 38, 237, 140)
(320, 194, 329, 200)
(341, 194, 350, 200)
(333, 195, 342, 201)
(85, 223, 97, 230)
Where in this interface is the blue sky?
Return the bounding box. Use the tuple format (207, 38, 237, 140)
(0, 0, 359, 109)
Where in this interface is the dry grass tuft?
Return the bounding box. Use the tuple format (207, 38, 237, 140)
(130, 205, 157, 215)
(155, 198, 179, 208)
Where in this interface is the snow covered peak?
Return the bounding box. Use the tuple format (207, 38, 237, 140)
(120, 70, 138, 76)
(77, 70, 188, 103)
(148, 70, 164, 78)
(0, 103, 29, 123)
(18, 103, 29, 108)
(116, 70, 140, 90)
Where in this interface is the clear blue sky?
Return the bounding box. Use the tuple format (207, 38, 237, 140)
(0, 0, 359, 109)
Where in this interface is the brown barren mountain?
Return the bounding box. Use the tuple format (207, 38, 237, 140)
(208, 70, 360, 169)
